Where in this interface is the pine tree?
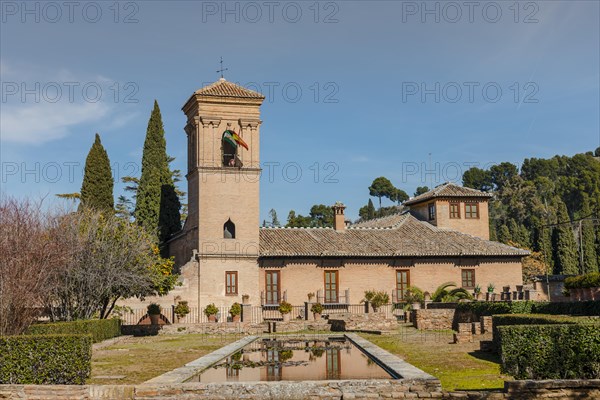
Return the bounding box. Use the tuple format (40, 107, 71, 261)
(553, 199, 579, 275)
(134, 101, 181, 248)
(580, 200, 598, 273)
(80, 133, 114, 212)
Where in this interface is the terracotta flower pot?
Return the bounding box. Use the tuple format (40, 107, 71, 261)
(282, 313, 291, 322)
(208, 314, 217, 322)
(231, 314, 240, 322)
(149, 314, 160, 325)
(313, 313, 321, 320)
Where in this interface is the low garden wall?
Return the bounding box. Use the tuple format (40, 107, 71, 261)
(411, 309, 455, 330)
(329, 312, 397, 332)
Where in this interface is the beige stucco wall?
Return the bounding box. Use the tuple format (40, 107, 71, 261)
(258, 257, 523, 305)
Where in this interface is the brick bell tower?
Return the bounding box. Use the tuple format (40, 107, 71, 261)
(172, 77, 265, 309)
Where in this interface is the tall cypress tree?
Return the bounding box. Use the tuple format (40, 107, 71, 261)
(580, 200, 598, 273)
(80, 133, 114, 212)
(134, 101, 181, 248)
(553, 199, 579, 275)
(497, 224, 511, 244)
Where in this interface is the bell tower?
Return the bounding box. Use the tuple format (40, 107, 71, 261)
(176, 77, 265, 308)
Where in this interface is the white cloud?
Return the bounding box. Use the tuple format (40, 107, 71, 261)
(1, 101, 111, 144)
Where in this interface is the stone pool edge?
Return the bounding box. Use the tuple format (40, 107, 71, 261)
(144, 335, 259, 384)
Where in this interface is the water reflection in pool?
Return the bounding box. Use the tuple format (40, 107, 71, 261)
(190, 337, 393, 383)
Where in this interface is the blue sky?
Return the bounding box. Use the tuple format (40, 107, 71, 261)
(1, 1, 599, 221)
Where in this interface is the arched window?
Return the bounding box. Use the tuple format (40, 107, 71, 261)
(224, 219, 236, 239)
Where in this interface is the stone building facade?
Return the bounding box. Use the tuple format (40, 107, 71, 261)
(122, 78, 527, 316)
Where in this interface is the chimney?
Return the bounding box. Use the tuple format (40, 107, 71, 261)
(332, 202, 346, 232)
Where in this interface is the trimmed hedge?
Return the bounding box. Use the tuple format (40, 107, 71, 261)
(456, 300, 600, 318)
(27, 319, 121, 343)
(0, 334, 92, 384)
(498, 323, 600, 379)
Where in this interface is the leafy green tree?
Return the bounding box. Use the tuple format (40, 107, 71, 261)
(359, 199, 377, 221)
(269, 209, 280, 227)
(414, 186, 429, 196)
(134, 101, 181, 249)
(497, 224, 511, 244)
(595, 147, 600, 157)
(580, 200, 598, 273)
(490, 162, 518, 191)
(390, 188, 409, 204)
(369, 177, 396, 208)
(553, 199, 579, 275)
(80, 133, 114, 212)
(462, 167, 492, 191)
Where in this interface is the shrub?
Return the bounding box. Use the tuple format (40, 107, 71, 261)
(456, 300, 600, 318)
(0, 334, 92, 384)
(147, 303, 161, 315)
(363, 290, 390, 309)
(404, 286, 424, 304)
(565, 272, 600, 289)
(229, 302, 242, 316)
(27, 319, 121, 344)
(311, 303, 324, 314)
(174, 301, 190, 319)
(204, 303, 219, 317)
(431, 282, 473, 302)
(278, 301, 292, 314)
(498, 323, 600, 379)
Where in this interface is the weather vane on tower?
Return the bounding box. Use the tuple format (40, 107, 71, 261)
(217, 57, 228, 79)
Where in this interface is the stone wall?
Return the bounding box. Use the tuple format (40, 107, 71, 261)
(329, 312, 397, 332)
(3, 380, 600, 399)
(412, 309, 455, 330)
(155, 320, 331, 335)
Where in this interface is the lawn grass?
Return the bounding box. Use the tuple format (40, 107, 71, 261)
(359, 324, 510, 391)
(89, 334, 239, 384)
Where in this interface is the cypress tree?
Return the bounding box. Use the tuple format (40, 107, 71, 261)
(134, 101, 181, 248)
(497, 224, 511, 244)
(80, 133, 114, 212)
(553, 199, 579, 275)
(580, 200, 598, 273)
(367, 199, 376, 220)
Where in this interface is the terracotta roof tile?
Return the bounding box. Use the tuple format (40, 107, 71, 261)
(195, 78, 265, 99)
(351, 211, 409, 229)
(404, 182, 492, 206)
(259, 214, 528, 258)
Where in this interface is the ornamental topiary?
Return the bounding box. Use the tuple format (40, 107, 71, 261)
(229, 302, 242, 316)
(204, 303, 219, 317)
(311, 303, 324, 314)
(174, 301, 190, 319)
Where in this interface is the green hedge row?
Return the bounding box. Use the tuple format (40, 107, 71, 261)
(27, 319, 121, 343)
(0, 334, 92, 384)
(498, 323, 600, 379)
(456, 300, 600, 318)
(565, 272, 600, 289)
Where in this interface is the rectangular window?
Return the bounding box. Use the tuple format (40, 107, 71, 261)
(225, 271, 238, 295)
(396, 270, 410, 301)
(465, 203, 479, 219)
(324, 270, 339, 303)
(449, 202, 461, 219)
(428, 203, 436, 221)
(265, 271, 280, 305)
(461, 269, 475, 289)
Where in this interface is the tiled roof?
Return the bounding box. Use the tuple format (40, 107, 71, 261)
(259, 214, 528, 258)
(351, 212, 409, 229)
(195, 78, 265, 99)
(404, 182, 492, 206)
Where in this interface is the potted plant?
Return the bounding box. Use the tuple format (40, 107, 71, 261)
(474, 284, 482, 300)
(242, 294, 250, 305)
(147, 303, 161, 325)
(311, 302, 323, 320)
(404, 286, 424, 310)
(486, 283, 495, 301)
(229, 302, 242, 322)
(278, 301, 292, 322)
(363, 290, 390, 312)
(174, 301, 190, 322)
(307, 292, 316, 302)
(204, 303, 219, 322)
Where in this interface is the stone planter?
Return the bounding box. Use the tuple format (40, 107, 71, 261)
(149, 314, 160, 325)
(242, 297, 250, 305)
(475, 293, 482, 301)
(282, 313, 291, 322)
(313, 313, 321, 320)
(486, 292, 494, 302)
(231, 314, 240, 323)
(208, 314, 217, 322)
(411, 302, 421, 310)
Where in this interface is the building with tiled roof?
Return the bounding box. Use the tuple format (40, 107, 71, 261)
(147, 78, 528, 315)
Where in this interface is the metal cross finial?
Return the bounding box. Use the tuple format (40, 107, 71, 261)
(217, 57, 228, 79)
